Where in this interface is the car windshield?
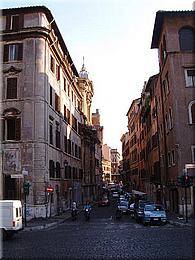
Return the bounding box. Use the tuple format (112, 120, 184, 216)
(145, 205, 164, 211)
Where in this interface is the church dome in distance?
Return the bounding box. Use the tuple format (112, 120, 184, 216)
(79, 57, 89, 79)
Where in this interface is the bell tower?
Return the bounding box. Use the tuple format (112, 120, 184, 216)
(78, 57, 94, 125)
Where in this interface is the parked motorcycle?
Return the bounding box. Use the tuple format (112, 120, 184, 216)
(71, 208, 77, 221)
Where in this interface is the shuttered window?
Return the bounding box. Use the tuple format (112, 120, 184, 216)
(6, 15, 24, 30)
(49, 160, 55, 179)
(66, 109, 70, 124)
(56, 64, 60, 81)
(6, 118, 21, 140)
(50, 85, 53, 106)
(3, 43, 23, 62)
(7, 78, 17, 99)
(55, 93, 60, 113)
(50, 55, 55, 73)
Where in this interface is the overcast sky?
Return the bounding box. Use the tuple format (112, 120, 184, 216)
(1, 0, 194, 153)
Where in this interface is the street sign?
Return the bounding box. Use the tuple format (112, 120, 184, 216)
(11, 174, 24, 178)
(46, 186, 54, 193)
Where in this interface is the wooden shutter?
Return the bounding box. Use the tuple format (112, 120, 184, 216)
(15, 118, 21, 140)
(1, 119, 5, 141)
(7, 78, 17, 99)
(18, 43, 23, 60)
(6, 16, 11, 30)
(3, 45, 9, 62)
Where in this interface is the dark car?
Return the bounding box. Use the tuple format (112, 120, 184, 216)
(98, 196, 110, 206)
(117, 200, 129, 214)
(134, 200, 154, 223)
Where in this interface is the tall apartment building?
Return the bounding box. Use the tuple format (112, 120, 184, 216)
(102, 144, 111, 183)
(0, 6, 100, 219)
(110, 148, 120, 182)
(121, 10, 195, 216)
(120, 132, 130, 184)
(151, 10, 195, 215)
(126, 98, 140, 190)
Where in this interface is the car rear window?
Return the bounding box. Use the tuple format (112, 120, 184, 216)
(145, 205, 164, 211)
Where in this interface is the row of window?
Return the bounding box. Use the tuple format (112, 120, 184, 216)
(49, 55, 82, 109)
(49, 160, 83, 180)
(50, 86, 81, 134)
(49, 120, 81, 158)
(3, 44, 81, 110)
(160, 27, 195, 66)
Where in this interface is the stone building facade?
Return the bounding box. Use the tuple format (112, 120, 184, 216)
(0, 6, 102, 219)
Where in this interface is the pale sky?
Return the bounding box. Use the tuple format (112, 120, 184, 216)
(1, 0, 194, 153)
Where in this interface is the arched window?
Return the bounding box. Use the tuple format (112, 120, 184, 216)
(2, 108, 21, 141)
(188, 101, 195, 124)
(179, 27, 195, 51)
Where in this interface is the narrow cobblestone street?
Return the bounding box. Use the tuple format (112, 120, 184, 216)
(3, 199, 194, 260)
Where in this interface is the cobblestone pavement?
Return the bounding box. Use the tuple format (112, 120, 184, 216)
(2, 200, 194, 260)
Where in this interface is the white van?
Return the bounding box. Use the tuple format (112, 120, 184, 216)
(0, 200, 23, 239)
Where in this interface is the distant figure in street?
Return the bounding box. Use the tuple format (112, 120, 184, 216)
(83, 201, 92, 211)
(71, 201, 78, 220)
(72, 201, 77, 210)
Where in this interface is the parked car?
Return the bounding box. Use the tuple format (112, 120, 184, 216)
(129, 203, 135, 217)
(142, 204, 167, 225)
(119, 195, 126, 200)
(98, 196, 110, 206)
(112, 191, 119, 198)
(134, 200, 155, 223)
(117, 200, 129, 214)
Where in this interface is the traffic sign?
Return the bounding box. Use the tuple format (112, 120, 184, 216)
(46, 186, 54, 193)
(11, 174, 24, 178)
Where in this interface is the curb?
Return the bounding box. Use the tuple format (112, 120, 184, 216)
(22, 215, 70, 232)
(167, 220, 192, 227)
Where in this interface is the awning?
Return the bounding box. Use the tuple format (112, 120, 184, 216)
(132, 190, 147, 196)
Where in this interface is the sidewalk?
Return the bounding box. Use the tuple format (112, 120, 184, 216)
(166, 212, 195, 227)
(22, 208, 75, 231)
